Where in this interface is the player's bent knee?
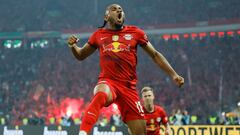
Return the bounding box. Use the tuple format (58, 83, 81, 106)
(94, 84, 110, 94)
(93, 84, 114, 105)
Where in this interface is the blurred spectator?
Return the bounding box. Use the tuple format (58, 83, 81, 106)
(98, 115, 109, 127)
(219, 112, 228, 125)
(182, 110, 190, 125)
(190, 114, 199, 125)
(60, 115, 74, 127)
(110, 114, 122, 127)
(207, 114, 218, 125)
(173, 109, 183, 125)
(235, 102, 240, 124)
(225, 102, 240, 125)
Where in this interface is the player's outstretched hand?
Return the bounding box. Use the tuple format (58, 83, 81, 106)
(67, 35, 79, 47)
(172, 74, 184, 88)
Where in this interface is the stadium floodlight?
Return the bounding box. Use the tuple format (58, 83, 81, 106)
(183, 34, 189, 38)
(199, 32, 207, 37)
(210, 32, 216, 37)
(3, 40, 11, 48)
(191, 33, 197, 39)
(3, 40, 22, 48)
(12, 40, 22, 48)
(218, 32, 225, 37)
(30, 39, 49, 49)
(163, 34, 171, 41)
(227, 31, 234, 36)
(237, 30, 240, 35)
(172, 34, 180, 40)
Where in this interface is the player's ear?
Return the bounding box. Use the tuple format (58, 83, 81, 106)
(104, 10, 110, 21)
(122, 11, 125, 18)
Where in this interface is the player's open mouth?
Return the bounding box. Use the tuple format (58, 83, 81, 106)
(118, 13, 122, 19)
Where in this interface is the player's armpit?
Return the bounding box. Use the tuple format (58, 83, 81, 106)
(71, 43, 97, 61)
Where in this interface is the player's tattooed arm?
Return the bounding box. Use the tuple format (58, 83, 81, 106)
(141, 42, 184, 87)
(68, 35, 97, 61)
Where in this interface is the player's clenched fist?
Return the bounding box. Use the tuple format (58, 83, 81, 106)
(68, 35, 79, 47)
(172, 75, 184, 88)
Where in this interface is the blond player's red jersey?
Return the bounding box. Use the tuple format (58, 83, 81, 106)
(88, 25, 148, 89)
(144, 105, 168, 135)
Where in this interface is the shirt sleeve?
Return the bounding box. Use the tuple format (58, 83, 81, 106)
(87, 31, 98, 48)
(136, 28, 149, 46)
(160, 108, 169, 124)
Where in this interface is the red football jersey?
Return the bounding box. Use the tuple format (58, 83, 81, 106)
(144, 105, 168, 135)
(88, 25, 148, 89)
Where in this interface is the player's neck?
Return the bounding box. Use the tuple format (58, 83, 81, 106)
(145, 104, 154, 113)
(106, 23, 123, 30)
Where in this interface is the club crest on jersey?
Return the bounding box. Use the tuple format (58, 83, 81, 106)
(124, 34, 133, 40)
(157, 117, 161, 122)
(150, 119, 155, 123)
(112, 35, 119, 41)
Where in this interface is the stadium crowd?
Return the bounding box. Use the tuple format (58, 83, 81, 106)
(0, 0, 240, 32)
(0, 34, 239, 126)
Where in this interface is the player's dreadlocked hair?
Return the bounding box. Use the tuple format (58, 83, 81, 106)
(98, 20, 107, 28)
(98, 5, 111, 28)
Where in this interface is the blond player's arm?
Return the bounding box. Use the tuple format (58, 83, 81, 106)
(141, 42, 184, 87)
(163, 123, 171, 135)
(128, 128, 132, 135)
(68, 35, 97, 61)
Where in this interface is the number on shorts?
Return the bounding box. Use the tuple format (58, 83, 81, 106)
(135, 101, 144, 113)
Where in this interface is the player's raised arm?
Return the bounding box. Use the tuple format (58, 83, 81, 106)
(141, 42, 184, 87)
(67, 35, 97, 61)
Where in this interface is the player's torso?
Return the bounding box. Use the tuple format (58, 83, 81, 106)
(97, 31, 137, 53)
(96, 26, 139, 58)
(144, 107, 162, 135)
(94, 26, 140, 83)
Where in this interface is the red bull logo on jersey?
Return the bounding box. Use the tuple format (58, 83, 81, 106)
(103, 42, 130, 53)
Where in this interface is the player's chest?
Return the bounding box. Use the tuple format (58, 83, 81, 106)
(145, 113, 162, 124)
(96, 33, 137, 53)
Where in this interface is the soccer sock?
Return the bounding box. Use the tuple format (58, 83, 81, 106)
(80, 92, 108, 132)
